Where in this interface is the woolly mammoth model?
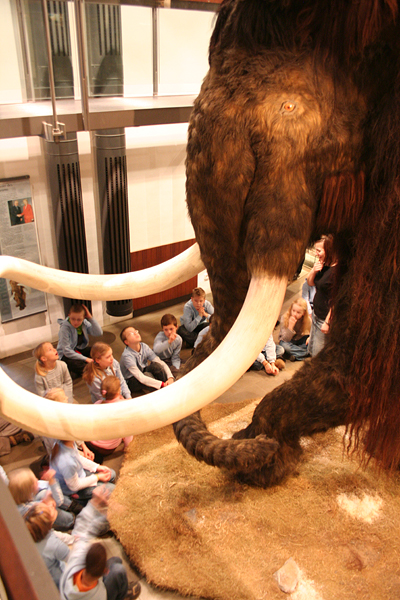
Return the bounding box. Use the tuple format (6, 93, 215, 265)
(173, 0, 400, 487)
(1, 0, 400, 491)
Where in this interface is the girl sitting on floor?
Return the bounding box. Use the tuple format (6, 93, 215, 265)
(85, 376, 133, 457)
(34, 342, 73, 403)
(8, 466, 79, 531)
(82, 342, 131, 403)
(278, 297, 311, 361)
(24, 501, 70, 588)
(50, 435, 115, 504)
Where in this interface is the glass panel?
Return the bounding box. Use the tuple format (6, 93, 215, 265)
(120, 6, 153, 98)
(85, 3, 123, 97)
(0, 1, 214, 105)
(158, 8, 214, 96)
(24, 0, 74, 100)
(85, 4, 153, 98)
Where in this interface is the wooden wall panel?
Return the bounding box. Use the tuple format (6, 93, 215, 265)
(131, 239, 197, 310)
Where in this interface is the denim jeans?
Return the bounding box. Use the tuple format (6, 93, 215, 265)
(177, 322, 209, 348)
(308, 312, 326, 357)
(279, 340, 309, 361)
(103, 557, 129, 600)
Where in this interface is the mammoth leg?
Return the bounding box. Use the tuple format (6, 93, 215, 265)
(232, 349, 349, 486)
(175, 347, 349, 488)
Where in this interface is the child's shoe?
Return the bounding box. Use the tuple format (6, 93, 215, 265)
(125, 581, 141, 599)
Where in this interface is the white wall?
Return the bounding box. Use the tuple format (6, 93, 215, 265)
(125, 123, 193, 252)
(158, 9, 214, 95)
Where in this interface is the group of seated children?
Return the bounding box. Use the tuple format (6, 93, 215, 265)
(35, 288, 214, 406)
(1, 288, 310, 461)
(5, 467, 141, 599)
(1, 289, 315, 599)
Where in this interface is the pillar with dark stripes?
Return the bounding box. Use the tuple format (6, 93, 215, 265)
(93, 129, 132, 317)
(42, 132, 90, 314)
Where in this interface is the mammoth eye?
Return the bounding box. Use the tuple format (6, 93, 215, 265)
(280, 101, 296, 114)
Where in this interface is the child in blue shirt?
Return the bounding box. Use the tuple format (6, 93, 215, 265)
(153, 313, 182, 375)
(177, 287, 214, 348)
(120, 326, 174, 395)
(250, 334, 285, 376)
(57, 304, 103, 379)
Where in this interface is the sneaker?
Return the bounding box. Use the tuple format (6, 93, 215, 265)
(275, 358, 286, 370)
(289, 355, 296, 362)
(9, 431, 34, 446)
(125, 582, 141, 600)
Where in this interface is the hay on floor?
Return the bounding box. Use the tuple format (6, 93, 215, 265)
(109, 399, 400, 600)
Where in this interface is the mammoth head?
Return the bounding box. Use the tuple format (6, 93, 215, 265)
(186, 55, 366, 350)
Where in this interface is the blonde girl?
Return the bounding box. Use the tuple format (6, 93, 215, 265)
(24, 502, 70, 588)
(279, 297, 311, 361)
(8, 466, 75, 531)
(82, 342, 130, 403)
(34, 342, 73, 403)
(86, 376, 133, 456)
(50, 436, 115, 503)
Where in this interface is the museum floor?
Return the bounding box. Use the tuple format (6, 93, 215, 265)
(0, 272, 308, 600)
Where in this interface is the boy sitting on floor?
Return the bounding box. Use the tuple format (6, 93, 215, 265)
(57, 304, 103, 379)
(153, 314, 182, 376)
(177, 287, 214, 348)
(120, 326, 174, 395)
(59, 487, 141, 600)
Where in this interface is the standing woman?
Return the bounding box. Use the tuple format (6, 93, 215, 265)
(82, 342, 131, 403)
(306, 235, 337, 357)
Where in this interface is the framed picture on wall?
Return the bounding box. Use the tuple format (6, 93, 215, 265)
(0, 176, 47, 322)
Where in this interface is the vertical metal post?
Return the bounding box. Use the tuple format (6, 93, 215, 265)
(152, 7, 158, 97)
(74, 0, 90, 130)
(41, 0, 64, 138)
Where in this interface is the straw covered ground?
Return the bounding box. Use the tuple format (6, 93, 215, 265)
(109, 399, 400, 600)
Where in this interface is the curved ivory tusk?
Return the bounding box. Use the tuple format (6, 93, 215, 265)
(0, 244, 204, 301)
(0, 276, 287, 440)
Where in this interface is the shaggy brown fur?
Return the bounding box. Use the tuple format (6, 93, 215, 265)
(174, 0, 400, 486)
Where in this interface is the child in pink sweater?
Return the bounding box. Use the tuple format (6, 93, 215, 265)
(86, 376, 133, 456)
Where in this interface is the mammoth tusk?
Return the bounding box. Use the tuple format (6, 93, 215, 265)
(0, 275, 287, 440)
(0, 244, 204, 301)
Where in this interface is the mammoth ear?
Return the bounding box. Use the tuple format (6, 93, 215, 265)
(315, 171, 365, 233)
